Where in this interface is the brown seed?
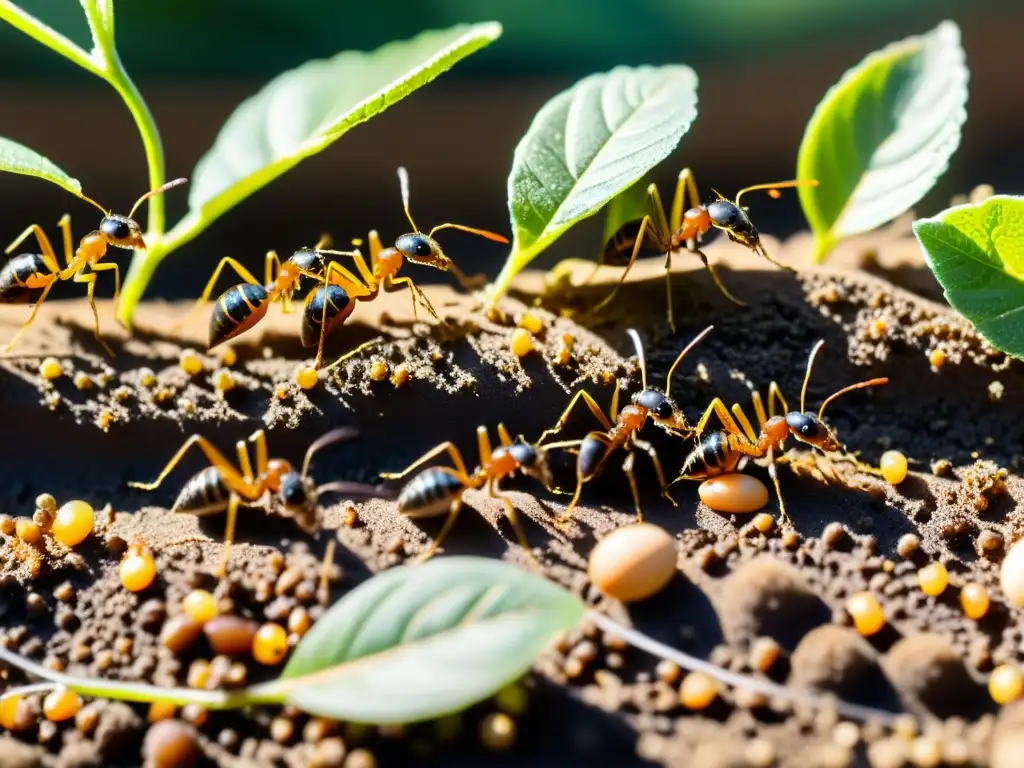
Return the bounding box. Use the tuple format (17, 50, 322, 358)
(698, 473, 769, 514)
(288, 606, 313, 637)
(750, 636, 782, 673)
(271, 716, 295, 744)
(311, 737, 348, 768)
(144, 719, 201, 768)
(160, 615, 203, 654)
(656, 660, 681, 684)
(896, 534, 920, 559)
(588, 523, 677, 602)
(204, 615, 257, 655)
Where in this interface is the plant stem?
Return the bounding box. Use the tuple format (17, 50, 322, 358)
(0, 682, 59, 701)
(0, 1, 102, 77)
(585, 611, 904, 726)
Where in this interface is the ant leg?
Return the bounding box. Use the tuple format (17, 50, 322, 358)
(315, 233, 333, 250)
(319, 248, 375, 288)
(249, 430, 269, 475)
(689, 244, 748, 307)
(694, 398, 745, 438)
(766, 444, 789, 524)
(609, 381, 621, 422)
(730, 402, 759, 444)
(309, 262, 371, 370)
(557, 431, 612, 524)
(321, 260, 372, 297)
(380, 441, 470, 481)
(767, 382, 789, 417)
(670, 167, 700, 232)
(264, 250, 282, 289)
(174, 257, 262, 332)
(322, 339, 381, 373)
(415, 497, 464, 563)
(5, 224, 59, 273)
(757, 243, 796, 273)
(235, 438, 255, 483)
(216, 493, 241, 577)
(386, 275, 442, 323)
(496, 423, 513, 447)
(129, 435, 242, 492)
(2, 278, 56, 352)
(620, 450, 645, 523)
(86, 261, 122, 330)
(490, 479, 537, 566)
(631, 438, 677, 509)
(367, 230, 383, 271)
(589, 215, 659, 318)
(57, 215, 74, 267)
(477, 425, 493, 466)
(538, 390, 613, 445)
(72, 268, 115, 357)
(446, 260, 488, 292)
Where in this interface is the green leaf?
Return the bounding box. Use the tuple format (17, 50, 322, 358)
(0, 136, 82, 196)
(797, 20, 968, 262)
(914, 196, 1024, 358)
(489, 65, 699, 304)
(260, 557, 584, 724)
(177, 22, 501, 247)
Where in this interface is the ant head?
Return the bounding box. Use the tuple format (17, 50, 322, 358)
(277, 472, 320, 533)
(289, 248, 326, 277)
(395, 232, 451, 271)
(705, 199, 756, 246)
(785, 412, 840, 452)
(98, 214, 146, 250)
(632, 388, 689, 432)
(508, 440, 553, 489)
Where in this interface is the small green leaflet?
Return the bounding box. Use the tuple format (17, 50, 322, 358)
(915, 196, 1024, 358)
(173, 22, 502, 250)
(254, 557, 585, 724)
(489, 65, 698, 305)
(798, 21, 968, 262)
(0, 136, 82, 196)
(602, 180, 650, 253)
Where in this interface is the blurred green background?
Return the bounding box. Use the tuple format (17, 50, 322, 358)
(0, 0, 1018, 297)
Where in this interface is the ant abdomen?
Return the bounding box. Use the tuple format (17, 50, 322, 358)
(209, 282, 270, 349)
(397, 468, 465, 519)
(0, 253, 49, 303)
(172, 466, 231, 517)
(301, 284, 355, 348)
(578, 435, 609, 481)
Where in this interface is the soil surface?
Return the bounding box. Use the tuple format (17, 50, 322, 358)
(1, 222, 1023, 768)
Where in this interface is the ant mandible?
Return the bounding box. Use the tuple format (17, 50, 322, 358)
(676, 340, 888, 522)
(538, 325, 714, 524)
(379, 423, 555, 563)
(0, 178, 188, 354)
(129, 427, 390, 575)
(590, 168, 817, 331)
(309, 166, 508, 370)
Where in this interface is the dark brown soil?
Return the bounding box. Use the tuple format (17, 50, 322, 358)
(0, 223, 1022, 767)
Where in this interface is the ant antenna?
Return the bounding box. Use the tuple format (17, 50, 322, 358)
(128, 177, 188, 219)
(397, 166, 418, 233)
(800, 340, 825, 413)
(665, 324, 714, 398)
(301, 426, 359, 478)
(626, 328, 647, 390)
(818, 378, 888, 421)
(77, 193, 110, 217)
(735, 178, 818, 208)
(428, 222, 509, 244)
(315, 480, 396, 500)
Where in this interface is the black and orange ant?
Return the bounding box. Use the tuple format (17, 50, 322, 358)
(590, 168, 817, 330)
(0, 178, 188, 354)
(176, 233, 354, 367)
(676, 340, 888, 521)
(305, 166, 508, 368)
(129, 427, 390, 574)
(538, 325, 714, 524)
(379, 423, 555, 562)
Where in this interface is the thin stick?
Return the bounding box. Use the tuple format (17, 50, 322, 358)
(586, 611, 903, 726)
(626, 328, 647, 390)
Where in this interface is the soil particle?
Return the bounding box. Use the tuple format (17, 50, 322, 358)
(93, 702, 145, 760)
(55, 740, 104, 768)
(717, 557, 830, 651)
(0, 736, 46, 768)
(990, 701, 1024, 768)
(789, 625, 883, 700)
(883, 633, 989, 718)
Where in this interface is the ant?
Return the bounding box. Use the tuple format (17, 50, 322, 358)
(0, 178, 188, 354)
(129, 427, 390, 575)
(538, 325, 714, 524)
(589, 168, 817, 331)
(379, 423, 555, 563)
(676, 340, 888, 522)
(175, 233, 363, 369)
(304, 166, 508, 369)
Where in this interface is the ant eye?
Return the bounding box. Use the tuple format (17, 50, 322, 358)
(706, 200, 742, 228)
(278, 473, 307, 507)
(396, 233, 433, 258)
(654, 401, 674, 419)
(100, 217, 133, 241)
